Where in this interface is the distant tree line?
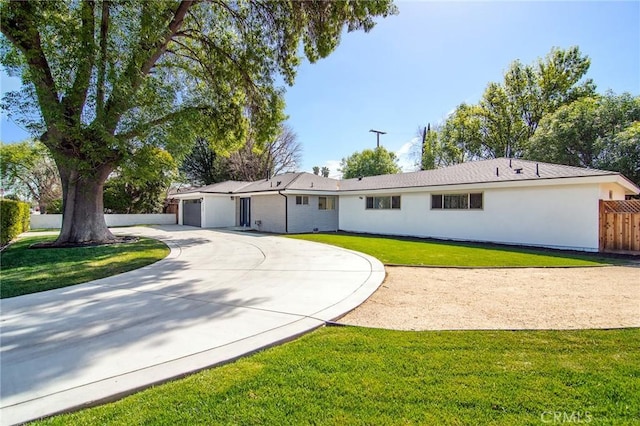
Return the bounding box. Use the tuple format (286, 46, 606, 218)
(179, 124, 302, 185)
(418, 46, 640, 187)
(1, 124, 302, 213)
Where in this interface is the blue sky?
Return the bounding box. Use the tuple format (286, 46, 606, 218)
(1, 1, 639, 177)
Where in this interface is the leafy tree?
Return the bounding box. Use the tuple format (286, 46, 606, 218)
(601, 121, 640, 187)
(526, 97, 600, 168)
(104, 147, 177, 214)
(527, 92, 640, 186)
(181, 124, 302, 184)
(0, 0, 397, 244)
(441, 46, 595, 160)
(340, 146, 401, 179)
(0, 140, 61, 213)
(312, 166, 320, 176)
(179, 138, 231, 186)
(321, 166, 330, 178)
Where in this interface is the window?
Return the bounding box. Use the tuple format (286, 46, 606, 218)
(444, 194, 468, 209)
(318, 196, 335, 210)
(365, 196, 401, 210)
(469, 193, 483, 209)
(296, 196, 309, 205)
(431, 193, 483, 210)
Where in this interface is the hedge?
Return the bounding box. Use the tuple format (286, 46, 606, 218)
(1, 199, 30, 246)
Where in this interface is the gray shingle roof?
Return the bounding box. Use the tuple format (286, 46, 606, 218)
(338, 158, 619, 191)
(180, 180, 251, 194)
(178, 158, 635, 196)
(234, 172, 340, 193)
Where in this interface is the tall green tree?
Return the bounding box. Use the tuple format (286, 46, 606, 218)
(0, 0, 397, 244)
(340, 146, 401, 179)
(179, 138, 232, 186)
(103, 147, 178, 213)
(0, 140, 61, 213)
(441, 46, 595, 160)
(526, 92, 640, 186)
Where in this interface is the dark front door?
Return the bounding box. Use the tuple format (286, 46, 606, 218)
(183, 199, 202, 227)
(240, 197, 251, 227)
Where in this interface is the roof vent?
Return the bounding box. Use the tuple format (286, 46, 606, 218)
(311, 182, 314, 188)
(358, 176, 363, 181)
(536, 163, 540, 177)
(514, 168, 523, 174)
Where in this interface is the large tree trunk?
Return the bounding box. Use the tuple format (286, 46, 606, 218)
(55, 162, 116, 245)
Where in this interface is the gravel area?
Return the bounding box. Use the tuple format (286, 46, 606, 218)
(339, 266, 640, 330)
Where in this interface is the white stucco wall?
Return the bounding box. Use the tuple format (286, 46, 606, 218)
(287, 195, 339, 233)
(31, 214, 176, 229)
(202, 195, 236, 228)
(598, 183, 628, 201)
(338, 183, 602, 251)
(251, 194, 286, 233)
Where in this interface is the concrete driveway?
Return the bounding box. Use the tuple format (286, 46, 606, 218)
(0, 226, 384, 425)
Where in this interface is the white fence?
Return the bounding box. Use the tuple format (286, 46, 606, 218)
(30, 214, 177, 229)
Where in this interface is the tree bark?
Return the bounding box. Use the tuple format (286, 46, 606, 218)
(55, 162, 116, 245)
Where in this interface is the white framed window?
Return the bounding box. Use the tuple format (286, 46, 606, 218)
(318, 196, 335, 210)
(296, 196, 309, 205)
(431, 193, 483, 210)
(365, 196, 401, 210)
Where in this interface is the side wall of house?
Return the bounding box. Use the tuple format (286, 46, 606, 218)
(251, 194, 286, 233)
(287, 195, 339, 233)
(598, 183, 628, 200)
(202, 195, 236, 228)
(338, 184, 601, 251)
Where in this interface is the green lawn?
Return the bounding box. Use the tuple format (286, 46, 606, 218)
(288, 233, 618, 267)
(35, 327, 639, 425)
(0, 234, 169, 298)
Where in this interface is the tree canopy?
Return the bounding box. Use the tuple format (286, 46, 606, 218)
(180, 124, 302, 185)
(103, 147, 178, 213)
(527, 92, 640, 185)
(440, 47, 595, 161)
(0, 0, 397, 244)
(417, 46, 639, 187)
(0, 140, 61, 213)
(340, 146, 401, 179)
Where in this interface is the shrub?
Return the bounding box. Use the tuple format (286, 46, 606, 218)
(47, 198, 63, 214)
(1, 199, 30, 246)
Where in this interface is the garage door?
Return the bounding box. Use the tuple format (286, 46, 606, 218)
(183, 199, 202, 227)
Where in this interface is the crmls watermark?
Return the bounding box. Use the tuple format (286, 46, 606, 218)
(540, 411, 593, 424)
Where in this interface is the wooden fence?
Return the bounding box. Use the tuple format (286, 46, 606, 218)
(599, 200, 640, 254)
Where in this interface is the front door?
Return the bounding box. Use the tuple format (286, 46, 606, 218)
(240, 197, 251, 227)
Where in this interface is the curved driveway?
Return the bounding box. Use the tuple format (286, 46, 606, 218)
(0, 226, 384, 425)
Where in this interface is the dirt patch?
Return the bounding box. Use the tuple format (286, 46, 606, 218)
(339, 266, 640, 330)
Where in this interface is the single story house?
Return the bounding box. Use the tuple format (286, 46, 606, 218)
(172, 158, 640, 252)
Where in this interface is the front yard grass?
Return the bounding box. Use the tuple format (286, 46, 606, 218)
(0, 234, 169, 298)
(288, 233, 619, 267)
(35, 327, 639, 425)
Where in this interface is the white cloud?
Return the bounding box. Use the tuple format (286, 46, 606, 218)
(394, 137, 421, 172)
(324, 159, 342, 179)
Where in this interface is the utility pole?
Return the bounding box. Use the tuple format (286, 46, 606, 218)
(369, 129, 386, 148)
